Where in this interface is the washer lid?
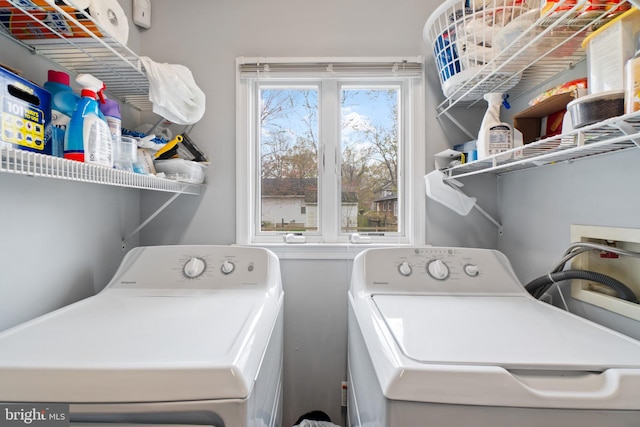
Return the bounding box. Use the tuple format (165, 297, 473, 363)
(0, 289, 281, 403)
(372, 294, 640, 371)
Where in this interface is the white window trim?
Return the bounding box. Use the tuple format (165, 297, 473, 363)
(236, 56, 426, 251)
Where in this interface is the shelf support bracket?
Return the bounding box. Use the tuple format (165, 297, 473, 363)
(472, 202, 504, 236)
(122, 191, 184, 249)
(425, 171, 503, 235)
(438, 109, 476, 141)
(612, 120, 640, 148)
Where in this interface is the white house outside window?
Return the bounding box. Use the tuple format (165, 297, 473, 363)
(236, 57, 426, 245)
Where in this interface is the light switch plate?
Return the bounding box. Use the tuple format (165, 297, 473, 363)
(133, 0, 151, 29)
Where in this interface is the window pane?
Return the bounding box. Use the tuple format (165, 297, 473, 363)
(340, 87, 400, 234)
(259, 86, 319, 233)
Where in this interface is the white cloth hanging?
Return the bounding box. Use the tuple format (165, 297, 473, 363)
(139, 56, 206, 125)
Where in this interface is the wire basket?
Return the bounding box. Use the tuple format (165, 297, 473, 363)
(424, 0, 540, 101)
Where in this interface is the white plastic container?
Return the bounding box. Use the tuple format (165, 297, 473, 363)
(154, 159, 207, 184)
(583, 8, 640, 94)
(113, 136, 138, 172)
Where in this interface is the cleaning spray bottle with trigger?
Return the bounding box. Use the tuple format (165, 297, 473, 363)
(476, 92, 513, 160)
(64, 74, 112, 168)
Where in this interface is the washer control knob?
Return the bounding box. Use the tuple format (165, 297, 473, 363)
(464, 264, 480, 277)
(221, 260, 235, 275)
(398, 261, 412, 276)
(427, 259, 449, 280)
(184, 257, 206, 278)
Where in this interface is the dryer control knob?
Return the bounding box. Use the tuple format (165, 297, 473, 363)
(184, 257, 206, 278)
(464, 264, 480, 277)
(427, 259, 449, 280)
(221, 260, 235, 275)
(398, 261, 412, 276)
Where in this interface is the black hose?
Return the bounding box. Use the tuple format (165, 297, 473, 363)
(525, 269, 638, 303)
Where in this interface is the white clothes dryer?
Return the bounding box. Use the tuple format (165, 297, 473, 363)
(347, 246, 640, 427)
(0, 245, 284, 427)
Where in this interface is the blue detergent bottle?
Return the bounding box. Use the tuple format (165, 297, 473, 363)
(43, 70, 78, 158)
(64, 74, 112, 167)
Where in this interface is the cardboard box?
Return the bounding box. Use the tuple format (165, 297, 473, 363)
(0, 0, 103, 40)
(0, 66, 52, 154)
(513, 92, 576, 144)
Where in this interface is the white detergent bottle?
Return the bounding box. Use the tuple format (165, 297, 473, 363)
(64, 74, 112, 167)
(476, 92, 513, 160)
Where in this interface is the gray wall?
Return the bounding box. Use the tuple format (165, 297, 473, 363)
(135, 1, 455, 425)
(497, 62, 640, 340)
(0, 0, 142, 331)
(137, 1, 640, 422)
(3, 1, 639, 426)
(498, 151, 640, 340)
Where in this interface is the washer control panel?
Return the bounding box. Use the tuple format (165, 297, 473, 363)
(108, 245, 275, 290)
(358, 247, 523, 295)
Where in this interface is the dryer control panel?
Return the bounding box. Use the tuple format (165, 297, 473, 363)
(353, 246, 524, 295)
(106, 245, 280, 291)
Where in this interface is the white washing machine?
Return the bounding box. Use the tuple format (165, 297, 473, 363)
(347, 246, 640, 427)
(0, 245, 283, 427)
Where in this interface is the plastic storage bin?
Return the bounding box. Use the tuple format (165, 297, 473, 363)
(583, 8, 640, 94)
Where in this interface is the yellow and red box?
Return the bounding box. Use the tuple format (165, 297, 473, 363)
(0, 0, 103, 40)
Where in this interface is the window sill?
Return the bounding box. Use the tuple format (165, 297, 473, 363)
(234, 242, 421, 260)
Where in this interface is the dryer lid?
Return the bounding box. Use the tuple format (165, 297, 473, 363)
(372, 294, 640, 371)
(0, 290, 281, 403)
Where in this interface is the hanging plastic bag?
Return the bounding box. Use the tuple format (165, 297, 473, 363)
(139, 56, 205, 125)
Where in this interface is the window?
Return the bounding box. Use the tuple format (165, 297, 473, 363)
(236, 58, 425, 245)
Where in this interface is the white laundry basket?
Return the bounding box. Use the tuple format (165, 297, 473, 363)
(424, 0, 537, 101)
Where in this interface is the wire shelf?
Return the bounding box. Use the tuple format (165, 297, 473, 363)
(424, 0, 632, 115)
(442, 110, 640, 179)
(0, 1, 151, 111)
(0, 145, 201, 195)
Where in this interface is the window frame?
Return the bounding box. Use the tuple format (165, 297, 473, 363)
(236, 57, 426, 247)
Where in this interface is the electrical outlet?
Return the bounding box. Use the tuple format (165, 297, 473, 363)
(133, 0, 151, 29)
(570, 225, 640, 321)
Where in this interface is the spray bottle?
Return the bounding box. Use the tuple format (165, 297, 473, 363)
(476, 92, 513, 160)
(43, 70, 79, 158)
(64, 74, 112, 167)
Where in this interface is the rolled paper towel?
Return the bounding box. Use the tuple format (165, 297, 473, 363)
(89, 0, 129, 45)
